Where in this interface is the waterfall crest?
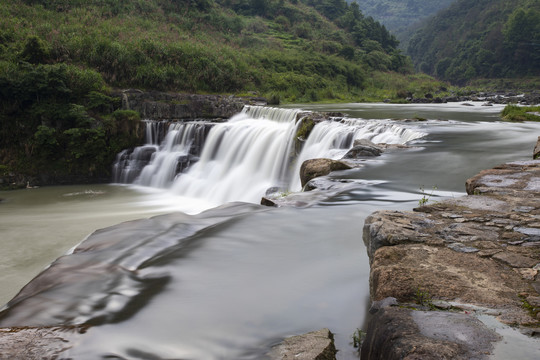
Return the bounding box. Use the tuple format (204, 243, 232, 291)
(113, 106, 427, 204)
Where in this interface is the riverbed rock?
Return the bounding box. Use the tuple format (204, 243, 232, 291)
(342, 145, 382, 158)
(269, 328, 337, 360)
(361, 306, 501, 360)
(362, 149, 540, 359)
(0, 326, 81, 359)
(299, 159, 351, 189)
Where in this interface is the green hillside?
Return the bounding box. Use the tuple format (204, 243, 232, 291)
(407, 0, 540, 84)
(2, 0, 450, 184)
(0, 0, 411, 100)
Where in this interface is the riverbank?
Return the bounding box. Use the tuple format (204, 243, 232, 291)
(361, 140, 540, 358)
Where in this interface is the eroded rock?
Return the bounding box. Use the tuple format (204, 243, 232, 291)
(299, 159, 351, 189)
(269, 328, 337, 360)
(362, 154, 540, 359)
(361, 307, 500, 360)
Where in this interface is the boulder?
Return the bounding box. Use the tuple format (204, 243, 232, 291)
(534, 136, 540, 159)
(299, 159, 351, 189)
(342, 145, 382, 159)
(361, 307, 500, 360)
(362, 150, 540, 359)
(269, 328, 337, 360)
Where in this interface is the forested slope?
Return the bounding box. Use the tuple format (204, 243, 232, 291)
(2, 0, 444, 184)
(348, 0, 454, 34)
(407, 0, 540, 84)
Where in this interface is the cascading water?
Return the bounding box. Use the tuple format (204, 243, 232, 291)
(170, 106, 302, 205)
(112, 120, 165, 184)
(112, 120, 213, 187)
(288, 118, 427, 190)
(113, 106, 426, 204)
(136, 122, 212, 188)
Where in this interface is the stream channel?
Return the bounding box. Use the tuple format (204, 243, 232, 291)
(1, 102, 539, 359)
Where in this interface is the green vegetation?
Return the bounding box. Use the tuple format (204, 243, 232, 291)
(501, 105, 540, 122)
(296, 117, 316, 140)
(418, 185, 437, 207)
(519, 294, 540, 319)
(0, 0, 412, 100)
(351, 328, 366, 348)
(0, 0, 424, 183)
(407, 0, 540, 85)
(0, 60, 142, 182)
(414, 286, 436, 310)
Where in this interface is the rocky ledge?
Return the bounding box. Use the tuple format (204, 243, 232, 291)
(361, 145, 540, 358)
(115, 89, 266, 120)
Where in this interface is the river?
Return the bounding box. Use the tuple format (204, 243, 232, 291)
(1, 102, 539, 359)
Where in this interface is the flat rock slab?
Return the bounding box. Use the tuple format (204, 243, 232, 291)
(269, 328, 337, 360)
(363, 158, 540, 359)
(466, 160, 540, 195)
(0, 326, 81, 360)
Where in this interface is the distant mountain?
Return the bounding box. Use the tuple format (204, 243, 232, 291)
(407, 0, 540, 84)
(347, 0, 455, 42)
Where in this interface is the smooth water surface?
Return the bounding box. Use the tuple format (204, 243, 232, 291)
(1, 102, 540, 359)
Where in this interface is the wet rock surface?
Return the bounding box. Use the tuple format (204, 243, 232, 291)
(362, 157, 540, 358)
(299, 158, 351, 189)
(269, 328, 337, 360)
(0, 326, 82, 360)
(362, 305, 501, 360)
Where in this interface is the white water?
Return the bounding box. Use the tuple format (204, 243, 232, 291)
(170, 106, 301, 205)
(289, 118, 427, 190)
(116, 106, 427, 205)
(136, 122, 205, 188)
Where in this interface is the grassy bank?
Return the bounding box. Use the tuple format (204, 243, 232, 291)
(501, 104, 540, 122)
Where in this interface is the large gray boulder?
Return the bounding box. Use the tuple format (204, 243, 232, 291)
(299, 159, 351, 189)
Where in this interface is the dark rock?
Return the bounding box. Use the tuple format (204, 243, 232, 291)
(361, 307, 500, 360)
(299, 159, 351, 189)
(116, 90, 255, 120)
(342, 145, 382, 159)
(269, 328, 337, 360)
(261, 197, 278, 207)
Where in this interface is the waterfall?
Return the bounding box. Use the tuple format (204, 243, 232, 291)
(136, 122, 212, 188)
(170, 106, 301, 205)
(112, 120, 212, 186)
(113, 107, 426, 204)
(288, 118, 427, 190)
